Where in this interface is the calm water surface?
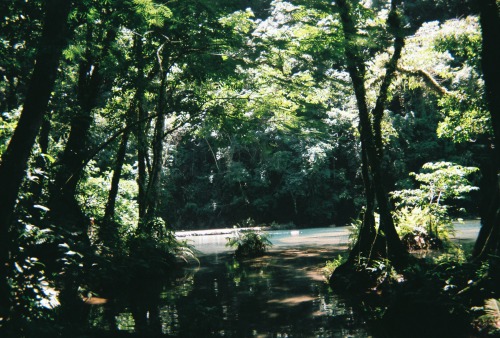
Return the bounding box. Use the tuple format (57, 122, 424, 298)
(182, 227, 351, 255)
(91, 228, 371, 337)
(90, 223, 479, 336)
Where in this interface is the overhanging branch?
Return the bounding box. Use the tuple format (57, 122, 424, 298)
(398, 67, 451, 96)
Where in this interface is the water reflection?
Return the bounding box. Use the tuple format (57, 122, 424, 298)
(86, 224, 483, 336)
(92, 247, 370, 337)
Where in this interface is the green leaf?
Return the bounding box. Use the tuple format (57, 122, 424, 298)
(41, 153, 56, 164)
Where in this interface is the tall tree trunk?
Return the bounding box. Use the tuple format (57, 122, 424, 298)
(333, 0, 407, 272)
(336, 0, 379, 261)
(369, 1, 408, 263)
(104, 130, 129, 221)
(48, 22, 117, 327)
(133, 36, 149, 224)
(49, 25, 116, 233)
(99, 32, 149, 249)
(0, 0, 72, 320)
(141, 75, 167, 232)
(137, 105, 149, 221)
(473, 0, 500, 266)
(100, 128, 130, 248)
(100, 34, 149, 246)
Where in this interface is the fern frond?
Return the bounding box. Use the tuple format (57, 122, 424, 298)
(484, 298, 500, 329)
(484, 299, 500, 320)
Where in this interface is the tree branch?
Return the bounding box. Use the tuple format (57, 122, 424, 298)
(397, 67, 451, 96)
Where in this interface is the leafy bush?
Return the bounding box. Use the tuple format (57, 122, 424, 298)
(391, 162, 478, 249)
(322, 254, 347, 280)
(226, 229, 272, 258)
(128, 218, 198, 274)
(432, 246, 468, 266)
(76, 161, 139, 247)
(268, 221, 297, 230)
(393, 206, 453, 250)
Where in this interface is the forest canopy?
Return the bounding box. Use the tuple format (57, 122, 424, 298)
(0, 0, 499, 336)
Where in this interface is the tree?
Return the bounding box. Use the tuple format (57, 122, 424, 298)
(331, 0, 408, 275)
(473, 0, 500, 264)
(0, 0, 72, 320)
(160, 2, 365, 229)
(48, 2, 119, 238)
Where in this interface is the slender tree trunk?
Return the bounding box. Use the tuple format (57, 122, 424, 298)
(100, 128, 130, 248)
(133, 36, 149, 223)
(142, 75, 167, 231)
(0, 0, 72, 319)
(104, 129, 129, 221)
(100, 37, 149, 246)
(137, 105, 149, 221)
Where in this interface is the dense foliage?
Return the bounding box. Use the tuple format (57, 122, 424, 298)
(0, 0, 499, 336)
(226, 228, 272, 258)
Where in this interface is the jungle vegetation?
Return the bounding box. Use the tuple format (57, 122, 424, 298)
(0, 0, 499, 336)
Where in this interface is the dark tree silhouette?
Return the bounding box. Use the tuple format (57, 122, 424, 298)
(473, 0, 500, 267)
(0, 0, 72, 320)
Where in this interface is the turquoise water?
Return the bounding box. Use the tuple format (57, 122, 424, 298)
(180, 227, 351, 255)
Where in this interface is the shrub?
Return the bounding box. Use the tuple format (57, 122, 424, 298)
(226, 229, 272, 258)
(391, 162, 478, 249)
(268, 221, 297, 230)
(128, 218, 198, 274)
(476, 298, 500, 335)
(393, 206, 453, 250)
(322, 254, 347, 280)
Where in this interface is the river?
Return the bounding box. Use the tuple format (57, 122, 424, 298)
(90, 222, 480, 337)
(177, 220, 480, 255)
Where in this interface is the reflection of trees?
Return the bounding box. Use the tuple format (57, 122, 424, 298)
(103, 250, 367, 336)
(130, 279, 163, 335)
(131, 268, 198, 335)
(174, 251, 368, 336)
(94, 267, 198, 335)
